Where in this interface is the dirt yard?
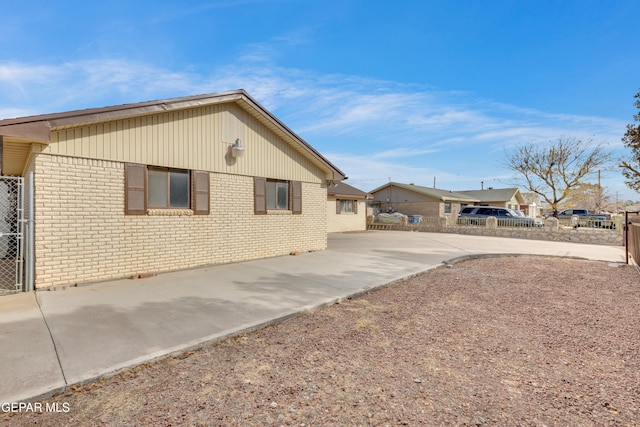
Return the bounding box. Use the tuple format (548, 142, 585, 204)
(4, 256, 639, 426)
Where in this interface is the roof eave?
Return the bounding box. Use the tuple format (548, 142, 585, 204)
(0, 121, 51, 142)
(235, 93, 346, 181)
(0, 90, 346, 181)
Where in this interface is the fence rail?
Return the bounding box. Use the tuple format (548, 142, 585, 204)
(557, 217, 619, 230)
(368, 214, 623, 246)
(457, 217, 543, 228)
(456, 217, 487, 227)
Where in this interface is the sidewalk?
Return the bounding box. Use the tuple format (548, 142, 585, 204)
(0, 232, 626, 403)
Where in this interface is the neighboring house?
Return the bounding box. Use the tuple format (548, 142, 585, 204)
(0, 90, 346, 290)
(327, 181, 369, 232)
(458, 187, 525, 211)
(369, 182, 478, 219)
(521, 192, 542, 218)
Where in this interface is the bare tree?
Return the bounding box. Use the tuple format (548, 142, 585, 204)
(621, 90, 640, 192)
(504, 137, 612, 217)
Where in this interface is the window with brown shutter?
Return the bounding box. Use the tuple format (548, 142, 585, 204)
(126, 164, 210, 215)
(192, 170, 210, 215)
(254, 177, 301, 214)
(290, 181, 302, 214)
(125, 163, 147, 215)
(254, 176, 267, 214)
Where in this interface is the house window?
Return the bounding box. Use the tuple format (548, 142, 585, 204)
(124, 163, 209, 215)
(148, 168, 190, 208)
(444, 202, 452, 214)
(266, 180, 289, 210)
(254, 177, 302, 215)
(337, 199, 357, 214)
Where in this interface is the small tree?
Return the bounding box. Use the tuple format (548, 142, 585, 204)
(621, 90, 640, 192)
(504, 136, 612, 217)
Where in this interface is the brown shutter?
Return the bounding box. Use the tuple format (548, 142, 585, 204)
(353, 199, 358, 214)
(254, 176, 266, 214)
(291, 181, 302, 214)
(125, 163, 146, 215)
(336, 199, 341, 215)
(192, 170, 210, 215)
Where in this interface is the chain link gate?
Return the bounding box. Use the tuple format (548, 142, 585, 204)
(0, 177, 23, 293)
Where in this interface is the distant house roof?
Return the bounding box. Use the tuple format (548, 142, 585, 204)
(458, 187, 524, 204)
(328, 181, 369, 199)
(522, 192, 541, 205)
(370, 182, 479, 203)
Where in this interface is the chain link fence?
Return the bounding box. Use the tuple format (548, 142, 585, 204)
(0, 177, 23, 292)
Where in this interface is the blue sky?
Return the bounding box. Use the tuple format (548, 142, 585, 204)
(2, 0, 639, 201)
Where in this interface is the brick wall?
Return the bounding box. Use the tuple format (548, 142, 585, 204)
(34, 154, 327, 288)
(327, 199, 367, 232)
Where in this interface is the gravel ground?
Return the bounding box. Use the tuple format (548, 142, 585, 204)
(4, 256, 640, 426)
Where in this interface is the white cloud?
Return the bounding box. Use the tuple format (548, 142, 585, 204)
(0, 58, 627, 151)
(324, 150, 507, 193)
(370, 147, 441, 160)
(0, 57, 632, 198)
(0, 60, 205, 114)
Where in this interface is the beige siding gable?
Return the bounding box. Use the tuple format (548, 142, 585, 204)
(45, 103, 326, 183)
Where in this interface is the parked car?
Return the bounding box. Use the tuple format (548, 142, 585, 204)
(458, 206, 541, 227)
(544, 209, 610, 220)
(544, 209, 614, 229)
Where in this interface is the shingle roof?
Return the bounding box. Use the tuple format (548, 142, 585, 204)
(458, 188, 524, 204)
(327, 181, 369, 198)
(370, 182, 479, 202)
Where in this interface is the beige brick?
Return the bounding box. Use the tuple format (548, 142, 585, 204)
(33, 154, 327, 288)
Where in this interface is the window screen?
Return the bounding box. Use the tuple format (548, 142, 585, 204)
(148, 168, 190, 209)
(266, 180, 289, 210)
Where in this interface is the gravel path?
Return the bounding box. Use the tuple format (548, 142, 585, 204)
(4, 256, 639, 426)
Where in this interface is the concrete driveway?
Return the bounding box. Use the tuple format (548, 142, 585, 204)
(0, 231, 626, 403)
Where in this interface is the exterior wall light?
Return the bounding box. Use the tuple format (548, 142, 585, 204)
(231, 138, 245, 158)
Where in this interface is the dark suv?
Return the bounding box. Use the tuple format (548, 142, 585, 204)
(458, 206, 539, 227)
